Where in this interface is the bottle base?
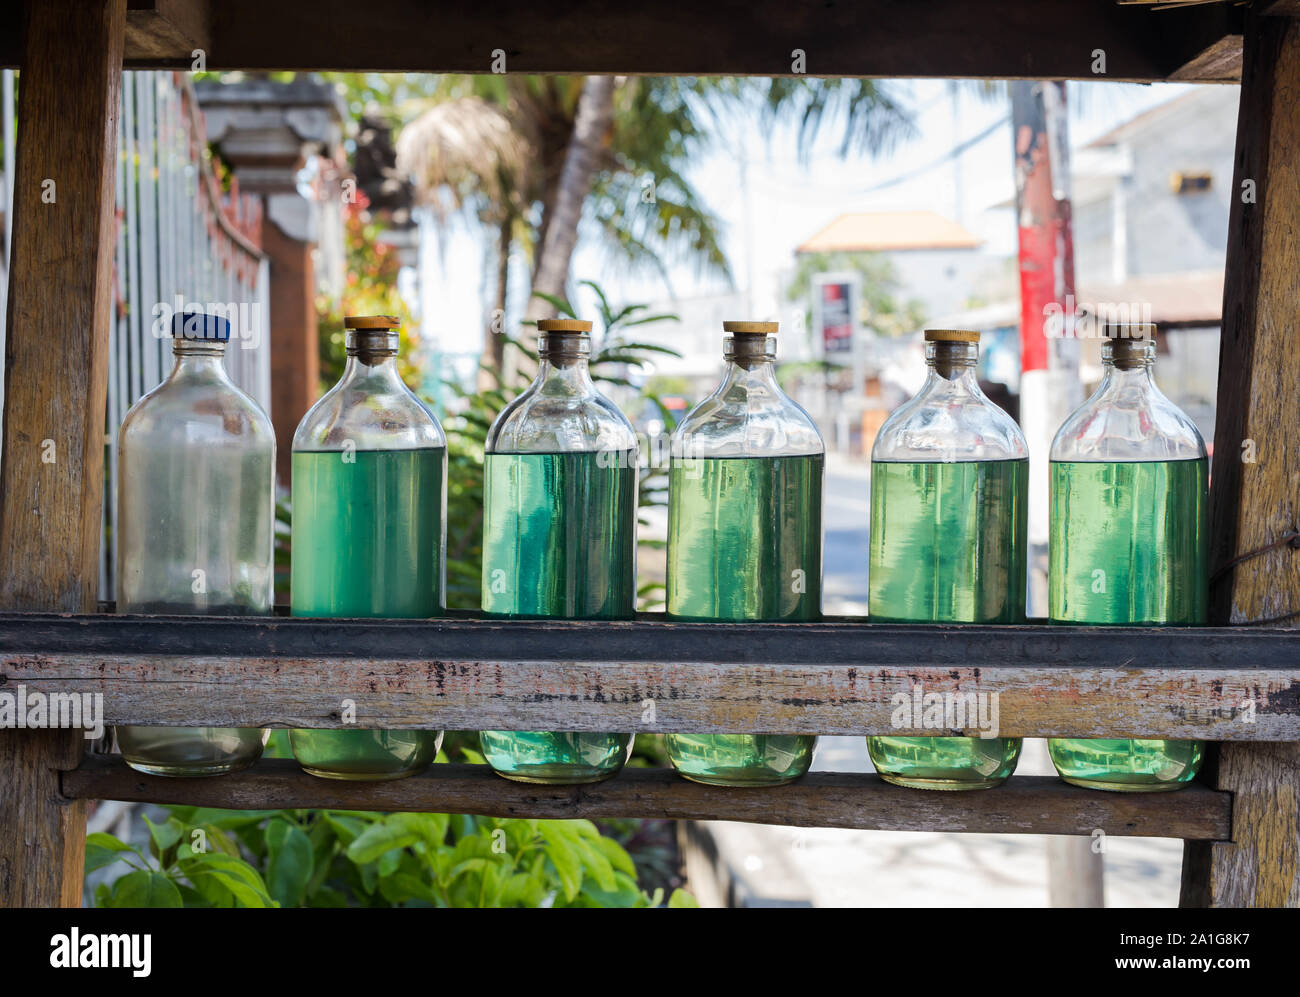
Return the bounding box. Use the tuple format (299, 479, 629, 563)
(122, 757, 258, 778)
(1058, 775, 1192, 793)
(490, 766, 623, 786)
(673, 769, 808, 788)
(299, 765, 427, 782)
(877, 772, 1010, 791)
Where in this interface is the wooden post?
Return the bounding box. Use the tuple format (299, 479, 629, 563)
(0, 0, 126, 907)
(1182, 8, 1300, 908)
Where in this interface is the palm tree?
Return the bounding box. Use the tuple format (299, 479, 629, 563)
(395, 75, 917, 369)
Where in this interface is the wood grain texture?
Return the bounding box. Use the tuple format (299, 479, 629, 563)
(0, 0, 126, 910)
(1, 613, 1297, 737)
(62, 756, 1233, 839)
(0, 0, 1231, 81)
(1185, 9, 1300, 909)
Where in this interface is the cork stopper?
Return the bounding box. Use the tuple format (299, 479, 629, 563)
(723, 320, 777, 368)
(1103, 322, 1156, 371)
(344, 315, 399, 364)
(925, 329, 978, 378)
(537, 318, 591, 367)
(925, 329, 980, 343)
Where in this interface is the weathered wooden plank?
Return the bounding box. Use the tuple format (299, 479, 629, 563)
(0, 0, 126, 909)
(1182, 9, 1300, 910)
(0, 0, 1240, 82)
(0, 729, 88, 907)
(61, 756, 1233, 839)
(1, 614, 1297, 737)
(123, 0, 210, 62)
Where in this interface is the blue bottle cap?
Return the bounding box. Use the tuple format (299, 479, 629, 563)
(172, 310, 231, 341)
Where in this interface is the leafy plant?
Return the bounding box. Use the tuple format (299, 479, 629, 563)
(89, 733, 696, 908)
(86, 815, 276, 909)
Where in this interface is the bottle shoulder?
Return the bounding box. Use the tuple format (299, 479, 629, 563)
(670, 372, 824, 457)
(119, 373, 275, 451)
(872, 380, 1028, 462)
(293, 377, 446, 452)
(486, 380, 638, 454)
(1050, 376, 1206, 462)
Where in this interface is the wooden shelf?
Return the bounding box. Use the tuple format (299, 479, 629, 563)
(2, 612, 1298, 738)
(61, 755, 1233, 840)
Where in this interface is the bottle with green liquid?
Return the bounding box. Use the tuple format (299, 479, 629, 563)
(666, 321, 824, 787)
(867, 329, 1027, 790)
(116, 311, 274, 776)
(289, 315, 446, 780)
(1049, 322, 1207, 791)
(479, 318, 637, 784)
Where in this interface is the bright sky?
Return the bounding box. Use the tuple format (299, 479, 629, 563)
(419, 78, 1220, 357)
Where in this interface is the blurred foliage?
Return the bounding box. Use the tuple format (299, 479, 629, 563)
(315, 190, 424, 391)
(89, 737, 694, 908)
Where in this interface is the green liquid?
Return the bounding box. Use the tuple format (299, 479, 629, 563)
(665, 454, 823, 786)
(479, 451, 637, 783)
(1048, 458, 1208, 791)
(867, 459, 1027, 790)
(289, 448, 446, 780)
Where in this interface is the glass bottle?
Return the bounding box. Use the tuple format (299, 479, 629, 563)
(665, 321, 824, 787)
(116, 311, 273, 776)
(867, 329, 1027, 789)
(479, 319, 637, 784)
(1048, 322, 1207, 791)
(289, 315, 446, 780)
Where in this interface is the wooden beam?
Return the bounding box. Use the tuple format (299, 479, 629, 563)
(1, 614, 1298, 737)
(1168, 33, 1244, 82)
(62, 756, 1234, 839)
(123, 0, 210, 62)
(0, 0, 126, 908)
(1183, 9, 1300, 909)
(0, 0, 1214, 81)
(1259, 1, 1300, 16)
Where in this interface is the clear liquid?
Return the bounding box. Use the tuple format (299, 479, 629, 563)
(665, 454, 823, 786)
(116, 397, 274, 778)
(117, 603, 271, 776)
(867, 459, 1027, 790)
(289, 448, 446, 780)
(1048, 458, 1208, 791)
(479, 451, 637, 783)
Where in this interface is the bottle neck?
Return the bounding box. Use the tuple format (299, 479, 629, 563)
(721, 333, 779, 388)
(922, 340, 980, 393)
(170, 339, 231, 379)
(1098, 338, 1157, 393)
(536, 331, 596, 391)
(339, 329, 409, 392)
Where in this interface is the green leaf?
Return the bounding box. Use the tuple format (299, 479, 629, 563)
(668, 888, 700, 908)
(105, 870, 183, 908)
(346, 815, 422, 864)
(84, 832, 138, 873)
(265, 818, 314, 908)
(182, 853, 277, 908)
(142, 814, 184, 866)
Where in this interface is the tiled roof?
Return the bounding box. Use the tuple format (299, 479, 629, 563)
(796, 210, 983, 253)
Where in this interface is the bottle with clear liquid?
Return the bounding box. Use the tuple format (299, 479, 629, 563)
(1049, 323, 1207, 791)
(289, 316, 446, 780)
(479, 319, 637, 784)
(867, 330, 1027, 790)
(116, 311, 274, 776)
(665, 321, 823, 787)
